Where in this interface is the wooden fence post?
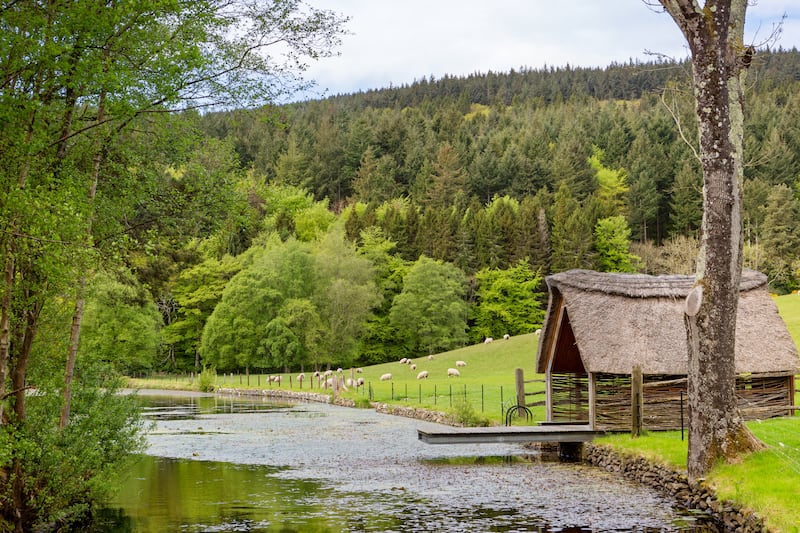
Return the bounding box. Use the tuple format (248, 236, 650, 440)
(515, 368, 526, 415)
(631, 365, 643, 437)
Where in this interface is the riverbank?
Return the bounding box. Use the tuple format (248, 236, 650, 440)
(176, 385, 779, 532)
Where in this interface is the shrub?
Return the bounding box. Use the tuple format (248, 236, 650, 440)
(451, 399, 491, 427)
(198, 365, 217, 392)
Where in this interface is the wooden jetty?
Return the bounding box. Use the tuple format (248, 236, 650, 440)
(417, 423, 602, 445)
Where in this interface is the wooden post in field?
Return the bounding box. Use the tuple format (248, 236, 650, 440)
(631, 365, 643, 437)
(515, 368, 525, 416)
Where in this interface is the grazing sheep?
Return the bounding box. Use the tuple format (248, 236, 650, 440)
(337, 367, 343, 373)
(484, 337, 494, 344)
(324, 369, 333, 377)
(410, 364, 417, 370)
(346, 378, 356, 388)
(313, 371, 321, 378)
(356, 377, 365, 387)
(535, 328, 542, 335)
(399, 358, 408, 364)
(356, 368, 363, 373)
(503, 333, 510, 340)
(297, 373, 305, 383)
(323, 378, 334, 389)
(416, 370, 429, 380)
(456, 360, 466, 367)
(447, 368, 460, 378)
(428, 355, 434, 361)
(270, 375, 282, 384)
(380, 373, 392, 381)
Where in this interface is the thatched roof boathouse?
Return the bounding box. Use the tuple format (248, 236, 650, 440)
(536, 269, 799, 431)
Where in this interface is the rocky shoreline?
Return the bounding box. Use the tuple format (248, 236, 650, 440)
(215, 386, 769, 532)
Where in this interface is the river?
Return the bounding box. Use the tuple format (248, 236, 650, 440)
(96, 391, 714, 532)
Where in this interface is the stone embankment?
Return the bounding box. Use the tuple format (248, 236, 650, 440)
(585, 444, 768, 533)
(215, 387, 768, 532)
(216, 387, 454, 424)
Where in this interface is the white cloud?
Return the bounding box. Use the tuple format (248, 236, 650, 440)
(301, 1, 800, 98)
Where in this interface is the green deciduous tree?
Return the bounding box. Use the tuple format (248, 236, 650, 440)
(78, 271, 162, 374)
(472, 260, 545, 342)
(389, 256, 469, 354)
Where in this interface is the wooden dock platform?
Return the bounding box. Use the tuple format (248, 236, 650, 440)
(417, 424, 602, 445)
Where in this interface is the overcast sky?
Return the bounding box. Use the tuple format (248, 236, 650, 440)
(300, 1, 800, 99)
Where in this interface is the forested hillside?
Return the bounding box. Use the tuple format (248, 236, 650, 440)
(93, 49, 800, 374)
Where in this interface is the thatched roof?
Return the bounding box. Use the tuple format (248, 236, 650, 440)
(536, 269, 800, 375)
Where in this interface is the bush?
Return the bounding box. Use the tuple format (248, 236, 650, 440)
(450, 399, 491, 427)
(198, 365, 217, 392)
(353, 397, 372, 409)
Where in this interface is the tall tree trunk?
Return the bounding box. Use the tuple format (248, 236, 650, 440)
(60, 278, 86, 430)
(658, 0, 763, 480)
(0, 253, 13, 425)
(60, 74, 107, 429)
(11, 303, 41, 533)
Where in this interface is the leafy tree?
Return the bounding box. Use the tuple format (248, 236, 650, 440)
(162, 253, 243, 370)
(313, 228, 380, 368)
(472, 260, 545, 342)
(594, 216, 638, 273)
(389, 256, 469, 354)
(201, 238, 314, 371)
(78, 271, 162, 374)
(0, 0, 347, 527)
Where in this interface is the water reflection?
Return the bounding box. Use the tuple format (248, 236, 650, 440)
(99, 392, 716, 532)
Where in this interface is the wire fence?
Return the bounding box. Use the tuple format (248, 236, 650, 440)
(128, 370, 549, 421)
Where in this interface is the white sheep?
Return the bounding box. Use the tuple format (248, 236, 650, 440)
(346, 378, 356, 388)
(484, 337, 494, 344)
(356, 368, 363, 373)
(270, 375, 282, 384)
(324, 369, 333, 377)
(503, 333, 510, 340)
(428, 355, 434, 361)
(313, 371, 321, 378)
(380, 373, 392, 381)
(399, 358, 408, 364)
(447, 368, 460, 378)
(410, 364, 417, 370)
(417, 370, 429, 380)
(356, 377, 365, 387)
(456, 360, 466, 367)
(337, 367, 343, 373)
(535, 328, 542, 335)
(297, 372, 305, 383)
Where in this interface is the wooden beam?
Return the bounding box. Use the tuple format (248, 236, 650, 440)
(417, 424, 602, 445)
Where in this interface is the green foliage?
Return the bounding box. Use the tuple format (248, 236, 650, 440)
(389, 256, 469, 355)
(472, 260, 545, 342)
(0, 386, 146, 530)
(79, 271, 162, 374)
(594, 216, 639, 273)
(450, 399, 491, 427)
(198, 365, 217, 392)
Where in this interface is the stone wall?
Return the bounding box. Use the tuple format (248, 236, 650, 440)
(584, 444, 768, 533)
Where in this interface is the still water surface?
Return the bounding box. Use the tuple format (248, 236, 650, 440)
(98, 391, 713, 532)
